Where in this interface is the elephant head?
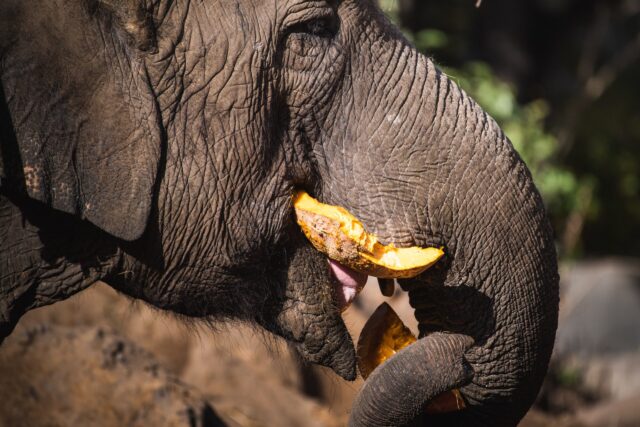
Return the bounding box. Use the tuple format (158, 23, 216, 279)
(0, 0, 558, 425)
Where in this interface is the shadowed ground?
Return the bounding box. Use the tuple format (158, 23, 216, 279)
(1, 259, 639, 426)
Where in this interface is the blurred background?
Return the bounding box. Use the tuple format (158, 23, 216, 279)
(384, 0, 640, 259)
(1, 0, 638, 426)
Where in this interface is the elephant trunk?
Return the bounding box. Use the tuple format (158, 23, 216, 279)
(337, 27, 559, 426)
(349, 333, 474, 427)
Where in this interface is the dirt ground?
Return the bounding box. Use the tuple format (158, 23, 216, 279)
(1, 259, 639, 426)
(0, 283, 346, 427)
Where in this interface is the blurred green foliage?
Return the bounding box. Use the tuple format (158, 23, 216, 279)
(378, 0, 640, 257)
(555, 366, 582, 388)
(443, 62, 583, 232)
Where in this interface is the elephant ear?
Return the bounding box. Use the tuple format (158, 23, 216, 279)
(0, 0, 160, 241)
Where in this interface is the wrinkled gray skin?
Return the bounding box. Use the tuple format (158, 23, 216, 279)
(0, 0, 558, 425)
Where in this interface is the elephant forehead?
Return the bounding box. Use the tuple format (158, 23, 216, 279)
(147, 5, 266, 109)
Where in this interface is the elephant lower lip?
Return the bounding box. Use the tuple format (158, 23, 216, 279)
(329, 260, 368, 311)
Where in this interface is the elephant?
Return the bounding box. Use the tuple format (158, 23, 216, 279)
(0, 0, 559, 426)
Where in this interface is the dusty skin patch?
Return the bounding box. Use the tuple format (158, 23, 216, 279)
(23, 165, 41, 193)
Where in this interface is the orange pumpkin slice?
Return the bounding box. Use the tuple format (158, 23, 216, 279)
(357, 303, 466, 414)
(293, 191, 443, 279)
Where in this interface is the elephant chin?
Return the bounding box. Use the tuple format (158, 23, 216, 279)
(259, 236, 358, 381)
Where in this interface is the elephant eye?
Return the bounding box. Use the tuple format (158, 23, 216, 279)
(285, 16, 338, 39)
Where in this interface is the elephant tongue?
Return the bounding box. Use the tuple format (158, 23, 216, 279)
(329, 260, 368, 311)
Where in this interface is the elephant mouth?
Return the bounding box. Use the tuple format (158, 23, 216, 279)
(271, 236, 442, 383)
(275, 192, 444, 380)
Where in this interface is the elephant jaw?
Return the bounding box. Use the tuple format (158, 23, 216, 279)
(329, 259, 368, 311)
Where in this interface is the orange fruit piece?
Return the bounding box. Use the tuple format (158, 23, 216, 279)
(357, 302, 417, 379)
(293, 191, 443, 279)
